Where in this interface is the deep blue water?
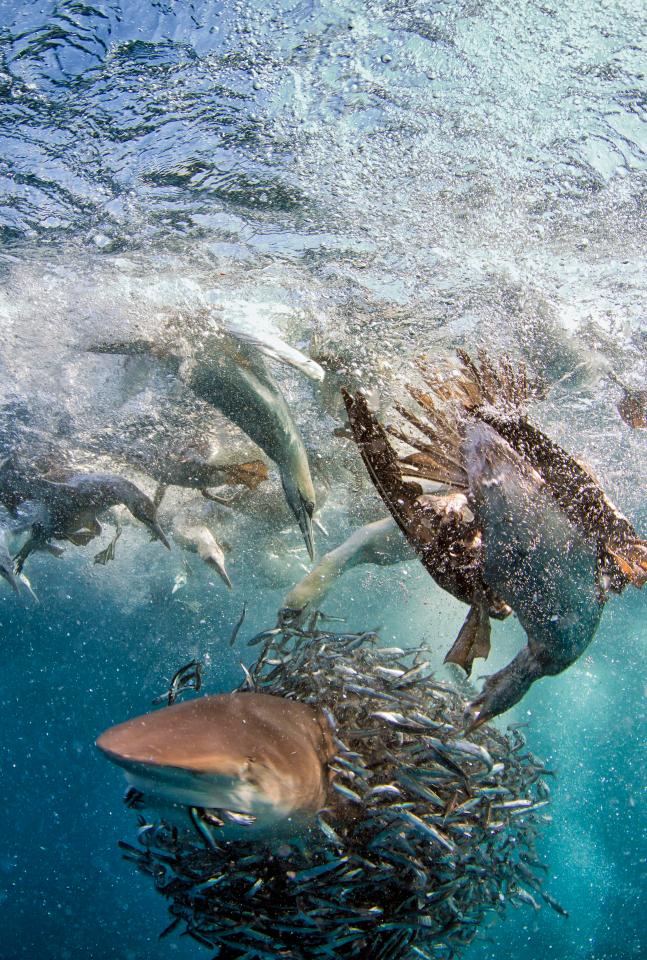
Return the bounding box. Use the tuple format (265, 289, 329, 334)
(0, 1, 645, 959)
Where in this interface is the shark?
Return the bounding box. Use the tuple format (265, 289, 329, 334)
(96, 691, 336, 830)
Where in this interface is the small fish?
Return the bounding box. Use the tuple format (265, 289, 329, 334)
(370, 711, 423, 729)
(171, 569, 188, 594)
(152, 659, 203, 707)
(365, 784, 402, 801)
(239, 662, 256, 690)
(395, 773, 444, 808)
(182, 928, 214, 948)
(220, 809, 257, 827)
(493, 799, 534, 810)
(541, 890, 569, 917)
(346, 685, 398, 703)
(397, 810, 456, 852)
(189, 875, 226, 893)
(373, 666, 405, 680)
(158, 916, 182, 940)
(444, 738, 494, 771)
(291, 857, 350, 884)
(513, 888, 541, 910)
(408, 711, 443, 730)
(395, 661, 431, 685)
(537, 779, 551, 799)
(317, 813, 345, 849)
(188, 807, 222, 852)
(247, 627, 283, 647)
(229, 603, 246, 646)
(332, 755, 370, 777)
(332, 782, 364, 805)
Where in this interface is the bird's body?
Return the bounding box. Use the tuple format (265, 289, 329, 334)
(343, 350, 646, 723)
(0, 460, 169, 576)
(90, 316, 319, 557)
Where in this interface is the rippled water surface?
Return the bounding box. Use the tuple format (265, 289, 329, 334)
(0, 1, 645, 958)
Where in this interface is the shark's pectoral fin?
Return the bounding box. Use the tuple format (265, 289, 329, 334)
(444, 601, 491, 675)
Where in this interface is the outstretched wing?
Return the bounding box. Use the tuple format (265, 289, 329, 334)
(341, 388, 481, 607)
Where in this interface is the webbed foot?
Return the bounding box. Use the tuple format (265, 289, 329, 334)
(444, 600, 491, 675)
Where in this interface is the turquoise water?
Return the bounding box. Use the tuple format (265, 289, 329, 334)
(0, 1, 645, 958)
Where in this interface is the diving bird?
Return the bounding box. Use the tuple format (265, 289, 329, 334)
(89, 312, 323, 558)
(463, 422, 605, 725)
(0, 459, 170, 572)
(169, 508, 232, 590)
(280, 517, 414, 622)
(343, 350, 647, 725)
(96, 692, 336, 830)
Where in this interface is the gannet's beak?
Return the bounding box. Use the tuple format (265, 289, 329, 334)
(463, 701, 491, 734)
(206, 554, 233, 590)
(297, 494, 315, 561)
(149, 520, 171, 551)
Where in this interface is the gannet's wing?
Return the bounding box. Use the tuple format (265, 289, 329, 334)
(223, 322, 325, 382)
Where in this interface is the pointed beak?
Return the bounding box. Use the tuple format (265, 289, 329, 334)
(464, 703, 490, 734)
(297, 495, 315, 561)
(277, 604, 308, 628)
(207, 556, 233, 590)
(149, 520, 171, 550)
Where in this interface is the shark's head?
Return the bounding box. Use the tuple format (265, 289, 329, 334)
(96, 692, 336, 830)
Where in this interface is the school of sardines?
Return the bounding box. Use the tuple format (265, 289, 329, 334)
(2, 318, 645, 960)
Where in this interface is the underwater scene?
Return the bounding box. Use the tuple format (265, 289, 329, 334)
(0, 1, 645, 958)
